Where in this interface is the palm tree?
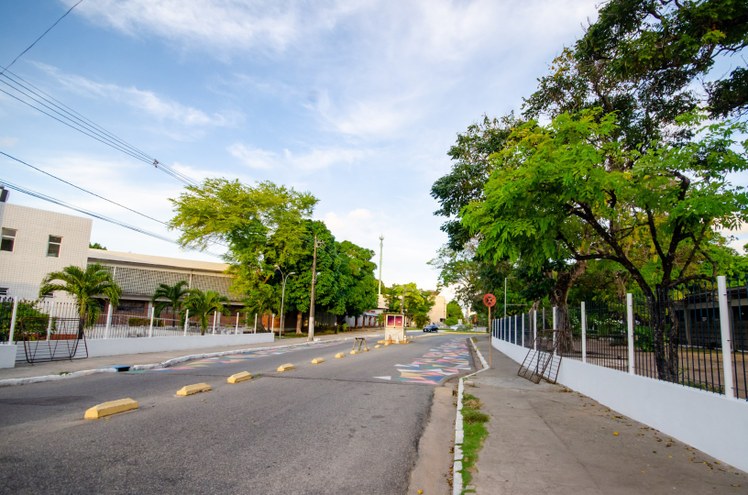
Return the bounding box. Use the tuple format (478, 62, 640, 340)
(183, 289, 229, 335)
(39, 264, 121, 338)
(151, 280, 189, 323)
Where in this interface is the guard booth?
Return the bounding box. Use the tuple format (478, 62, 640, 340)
(384, 314, 406, 343)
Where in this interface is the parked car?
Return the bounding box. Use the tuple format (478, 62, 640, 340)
(423, 323, 439, 332)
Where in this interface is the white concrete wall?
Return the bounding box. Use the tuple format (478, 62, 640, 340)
(85, 333, 275, 358)
(495, 339, 748, 473)
(0, 344, 16, 368)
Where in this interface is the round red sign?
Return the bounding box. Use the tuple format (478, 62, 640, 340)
(483, 293, 496, 308)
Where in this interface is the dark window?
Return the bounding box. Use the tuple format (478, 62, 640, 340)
(47, 235, 62, 257)
(1, 228, 16, 252)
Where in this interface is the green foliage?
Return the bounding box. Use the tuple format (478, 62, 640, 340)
(39, 264, 121, 329)
(183, 288, 229, 335)
(89, 242, 107, 250)
(0, 301, 50, 341)
(152, 281, 189, 318)
(383, 283, 435, 327)
(460, 392, 489, 492)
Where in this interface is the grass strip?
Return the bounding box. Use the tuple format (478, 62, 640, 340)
(461, 393, 489, 493)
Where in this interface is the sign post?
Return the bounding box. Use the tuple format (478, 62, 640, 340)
(483, 293, 496, 368)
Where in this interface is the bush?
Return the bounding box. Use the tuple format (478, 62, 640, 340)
(128, 317, 151, 327)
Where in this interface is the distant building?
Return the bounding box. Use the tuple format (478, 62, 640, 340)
(427, 293, 447, 324)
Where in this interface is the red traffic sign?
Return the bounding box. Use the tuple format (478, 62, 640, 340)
(483, 293, 496, 308)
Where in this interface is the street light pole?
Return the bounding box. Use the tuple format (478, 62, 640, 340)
(276, 266, 295, 339)
(308, 235, 319, 342)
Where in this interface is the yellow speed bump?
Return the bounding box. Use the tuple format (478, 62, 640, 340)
(176, 383, 212, 396)
(377, 339, 386, 345)
(311, 357, 325, 364)
(374, 344, 381, 349)
(334, 352, 345, 359)
(227, 371, 253, 384)
(277, 363, 295, 372)
(350, 350, 358, 355)
(84, 398, 139, 420)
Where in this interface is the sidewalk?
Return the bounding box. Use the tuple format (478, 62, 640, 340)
(0, 329, 381, 385)
(469, 335, 747, 494)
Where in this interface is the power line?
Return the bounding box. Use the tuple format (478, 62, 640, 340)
(0, 179, 227, 258)
(0, 179, 176, 244)
(0, 67, 199, 187)
(1, 0, 83, 76)
(0, 150, 168, 226)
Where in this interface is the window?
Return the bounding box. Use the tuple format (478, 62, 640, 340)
(47, 235, 62, 257)
(0, 288, 8, 296)
(1, 228, 16, 252)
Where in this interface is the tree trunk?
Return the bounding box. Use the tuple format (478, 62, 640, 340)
(549, 261, 586, 354)
(295, 311, 302, 335)
(649, 286, 679, 382)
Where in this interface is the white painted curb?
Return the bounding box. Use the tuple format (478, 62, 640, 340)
(453, 337, 489, 495)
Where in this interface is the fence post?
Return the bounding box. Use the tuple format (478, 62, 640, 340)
(183, 309, 189, 336)
(717, 276, 736, 399)
(104, 302, 113, 339)
(8, 297, 19, 344)
(552, 307, 557, 356)
(148, 306, 154, 338)
(271, 314, 275, 334)
(513, 314, 517, 345)
(627, 293, 634, 375)
(254, 313, 258, 333)
(212, 310, 217, 335)
(521, 312, 525, 348)
(581, 301, 587, 363)
(533, 310, 537, 350)
(235, 312, 240, 335)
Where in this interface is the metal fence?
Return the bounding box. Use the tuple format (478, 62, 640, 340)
(492, 276, 748, 400)
(0, 297, 267, 343)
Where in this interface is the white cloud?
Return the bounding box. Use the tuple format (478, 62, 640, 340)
(228, 143, 367, 172)
(35, 63, 240, 128)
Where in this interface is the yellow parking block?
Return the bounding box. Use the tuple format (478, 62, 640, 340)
(227, 371, 253, 384)
(350, 350, 358, 355)
(377, 339, 386, 345)
(176, 383, 212, 396)
(84, 398, 138, 420)
(277, 363, 295, 372)
(374, 344, 381, 349)
(311, 358, 325, 364)
(335, 352, 345, 359)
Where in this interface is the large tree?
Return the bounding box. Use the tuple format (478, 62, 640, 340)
(464, 109, 748, 380)
(169, 178, 316, 316)
(39, 264, 121, 337)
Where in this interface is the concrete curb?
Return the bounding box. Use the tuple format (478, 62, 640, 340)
(453, 337, 490, 495)
(0, 333, 382, 387)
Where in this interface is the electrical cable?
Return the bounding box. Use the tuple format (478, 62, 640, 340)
(0, 179, 226, 258)
(0, 0, 83, 76)
(0, 150, 168, 226)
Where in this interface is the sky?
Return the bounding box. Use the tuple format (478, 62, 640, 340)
(2, 0, 610, 291)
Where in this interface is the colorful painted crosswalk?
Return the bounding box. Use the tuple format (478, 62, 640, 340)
(395, 338, 472, 385)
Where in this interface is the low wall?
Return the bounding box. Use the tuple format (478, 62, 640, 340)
(0, 344, 16, 369)
(495, 339, 748, 473)
(85, 333, 275, 358)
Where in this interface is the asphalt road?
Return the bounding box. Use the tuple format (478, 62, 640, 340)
(0, 334, 473, 494)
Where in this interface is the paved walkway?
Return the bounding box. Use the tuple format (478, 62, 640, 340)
(469, 335, 747, 495)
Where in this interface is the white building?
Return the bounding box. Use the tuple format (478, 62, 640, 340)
(0, 202, 91, 301)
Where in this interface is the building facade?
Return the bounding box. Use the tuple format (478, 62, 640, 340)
(0, 202, 91, 302)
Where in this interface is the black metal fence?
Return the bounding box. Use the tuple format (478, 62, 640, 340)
(494, 277, 748, 400)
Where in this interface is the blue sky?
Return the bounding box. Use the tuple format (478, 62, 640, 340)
(1, 0, 607, 290)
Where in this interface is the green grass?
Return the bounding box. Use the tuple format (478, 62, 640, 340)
(460, 393, 489, 493)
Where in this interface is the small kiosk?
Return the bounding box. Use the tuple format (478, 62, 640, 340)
(384, 314, 406, 343)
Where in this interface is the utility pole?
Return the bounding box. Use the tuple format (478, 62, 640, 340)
(308, 234, 319, 342)
(378, 234, 384, 299)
